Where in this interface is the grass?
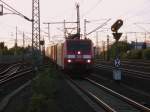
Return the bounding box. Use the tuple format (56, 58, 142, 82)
(26, 63, 61, 112)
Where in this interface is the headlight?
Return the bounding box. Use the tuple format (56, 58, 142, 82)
(67, 59, 72, 63)
(86, 59, 91, 63)
(77, 51, 81, 54)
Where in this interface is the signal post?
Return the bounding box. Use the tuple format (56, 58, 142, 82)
(111, 19, 123, 83)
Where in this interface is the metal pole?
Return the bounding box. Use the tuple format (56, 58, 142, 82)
(23, 32, 25, 48)
(102, 41, 105, 60)
(23, 32, 25, 61)
(76, 4, 80, 37)
(96, 32, 98, 47)
(64, 20, 66, 38)
(32, 0, 41, 69)
(116, 38, 119, 59)
(135, 32, 137, 49)
(38, 0, 41, 52)
(125, 33, 128, 43)
(16, 26, 17, 47)
(96, 32, 99, 57)
(84, 19, 87, 39)
(145, 32, 146, 41)
(15, 26, 18, 55)
(48, 23, 50, 41)
(43, 22, 51, 42)
(107, 35, 110, 61)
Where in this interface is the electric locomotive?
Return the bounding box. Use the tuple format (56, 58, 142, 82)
(64, 39, 93, 72)
(46, 38, 93, 75)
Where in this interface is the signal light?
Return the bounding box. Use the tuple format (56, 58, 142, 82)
(111, 19, 123, 32)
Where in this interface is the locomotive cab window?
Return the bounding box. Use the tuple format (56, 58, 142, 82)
(67, 41, 91, 51)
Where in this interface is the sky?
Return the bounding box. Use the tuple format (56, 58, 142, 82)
(0, 0, 150, 48)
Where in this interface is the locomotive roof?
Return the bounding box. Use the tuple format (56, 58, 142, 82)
(66, 39, 91, 42)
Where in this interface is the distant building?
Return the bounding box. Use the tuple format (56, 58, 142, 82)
(131, 41, 150, 49)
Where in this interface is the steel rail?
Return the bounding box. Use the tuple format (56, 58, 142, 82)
(95, 64, 150, 80)
(0, 69, 32, 85)
(0, 64, 48, 86)
(0, 63, 22, 75)
(95, 60, 150, 69)
(0, 67, 31, 81)
(86, 78, 150, 112)
(69, 77, 117, 112)
(95, 59, 150, 66)
(0, 67, 20, 80)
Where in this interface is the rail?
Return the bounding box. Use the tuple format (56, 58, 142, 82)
(86, 78, 150, 112)
(95, 64, 150, 80)
(69, 77, 116, 112)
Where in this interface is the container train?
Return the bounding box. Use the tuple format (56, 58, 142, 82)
(46, 39, 94, 75)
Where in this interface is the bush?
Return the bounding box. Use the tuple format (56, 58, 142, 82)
(109, 41, 131, 59)
(127, 49, 143, 59)
(143, 48, 150, 60)
(121, 52, 128, 59)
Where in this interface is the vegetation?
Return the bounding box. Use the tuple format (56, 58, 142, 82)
(143, 48, 150, 60)
(109, 41, 131, 59)
(0, 42, 32, 55)
(27, 64, 60, 112)
(126, 49, 143, 59)
(99, 41, 150, 60)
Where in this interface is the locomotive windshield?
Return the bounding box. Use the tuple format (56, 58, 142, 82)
(67, 41, 91, 51)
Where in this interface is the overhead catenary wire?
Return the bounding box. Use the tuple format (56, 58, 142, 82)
(82, 0, 103, 18)
(0, 0, 31, 21)
(87, 18, 111, 36)
(3, 6, 14, 13)
(0, 0, 24, 16)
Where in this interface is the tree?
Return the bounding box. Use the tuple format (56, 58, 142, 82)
(0, 42, 9, 55)
(109, 41, 131, 59)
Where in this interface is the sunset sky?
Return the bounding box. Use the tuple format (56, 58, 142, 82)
(0, 0, 150, 47)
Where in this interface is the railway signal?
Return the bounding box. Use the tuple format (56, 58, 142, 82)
(111, 19, 123, 83)
(111, 19, 123, 32)
(111, 19, 123, 41)
(112, 32, 122, 41)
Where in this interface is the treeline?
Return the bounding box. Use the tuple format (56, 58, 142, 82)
(100, 41, 150, 60)
(0, 42, 32, 55)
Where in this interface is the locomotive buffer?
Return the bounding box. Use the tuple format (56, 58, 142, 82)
(111, 19, 123, 82)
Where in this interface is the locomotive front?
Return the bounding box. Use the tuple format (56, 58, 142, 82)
(64, 39, 93, 73)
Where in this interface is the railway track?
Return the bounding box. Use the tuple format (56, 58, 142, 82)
(95, 59, 150, 72)
(94, 62, 150, 101)
(0, 63, 33, 87)
(95, 64, 150, 81)
(0, 63, 23, 76)
(0, 69, 32, 86)
(89, 73, 150, 108)
(67, 76, 150, 112)
(95, 59, 150, 65)
(0, 63, 49, 112)
(0, 64, 10, 73)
